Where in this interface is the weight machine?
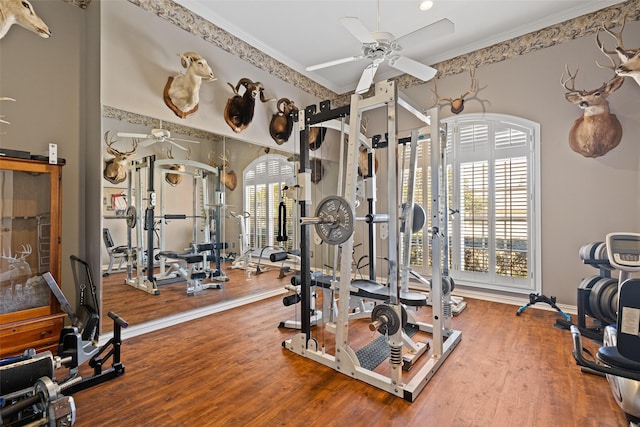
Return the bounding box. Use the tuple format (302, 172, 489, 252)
(0, 257, 128, 426)
(282, 80, 462, 401)
(124, 156, 226, 295)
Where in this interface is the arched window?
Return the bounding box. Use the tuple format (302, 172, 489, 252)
(243, 154, 295, 252)
(407, 114, 540, 294)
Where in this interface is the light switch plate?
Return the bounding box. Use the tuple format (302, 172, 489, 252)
(49, 143, 57, 164)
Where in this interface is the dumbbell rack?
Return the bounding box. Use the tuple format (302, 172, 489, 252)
(555, 258, 612, 342)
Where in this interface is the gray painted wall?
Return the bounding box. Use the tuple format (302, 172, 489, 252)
(1, 0, 639, 312)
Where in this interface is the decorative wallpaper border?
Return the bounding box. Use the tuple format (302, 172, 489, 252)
(63, 0, 91, 9)
(117, 0, 638, 102)
(396, 0, 640, 90)
(103, 105, 222, 142)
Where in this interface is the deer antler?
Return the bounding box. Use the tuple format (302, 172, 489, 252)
(429, 68, 478, 114)
(561, 64, 579, 92)
(17, 244, 32, 258)
(431, 80, 453, 105)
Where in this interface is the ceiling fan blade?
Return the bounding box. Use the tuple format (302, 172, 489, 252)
(389, 56, 437, 82)
(167, 140, 188, 151)
(171, 137, 200, 144)
(355, 61, 380, 94)
(395, 18, 455, 48)
(340, 17, 376, 44)
(306, 55, 365, 71)
(117, 131, 149, 139)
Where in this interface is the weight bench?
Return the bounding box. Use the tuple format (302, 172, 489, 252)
(270, 250, 301, 279)
(156, 244, 222, 295)
(310, 275, 428, 306)
(102, 227, 127, 276)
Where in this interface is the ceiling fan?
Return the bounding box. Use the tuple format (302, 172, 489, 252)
(306, 0, 454, 94)
(117, 123, 199, 151)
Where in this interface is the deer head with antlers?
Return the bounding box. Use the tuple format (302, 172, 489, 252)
(1, 244, 32, 287)
(103, 131, 138, 184)
(596, 15, 640, 88)
(561, 65, 624, 158)
(431, 68, 477, 115)
(208, 150, 237, 191)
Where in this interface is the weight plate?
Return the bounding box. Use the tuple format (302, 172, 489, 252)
(599, 281, 618, 325)
(579, 242, 602, 262)
(589, 277, 616, 322)
(371, 304, 402, 335)
(126, 205, 137, 229)
(431, 276, 454, 295)
(314, 196, 354, 245)
(579, 275, 601, 318)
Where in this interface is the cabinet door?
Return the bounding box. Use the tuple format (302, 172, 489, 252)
(0, 159, 62, 323)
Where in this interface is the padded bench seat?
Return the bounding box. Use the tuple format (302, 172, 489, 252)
(598, 345, 640, 372)
(156, 251, 203, 264)
(309, 275, 427, 307)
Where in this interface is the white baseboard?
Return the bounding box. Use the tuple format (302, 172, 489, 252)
(450, 287, 577, 316)
(98, 287, 287, 345)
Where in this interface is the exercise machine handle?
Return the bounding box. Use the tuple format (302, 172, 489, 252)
(108, 311, 129, 329)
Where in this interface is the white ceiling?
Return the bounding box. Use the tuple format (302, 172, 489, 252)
(172, 0, 625, 94)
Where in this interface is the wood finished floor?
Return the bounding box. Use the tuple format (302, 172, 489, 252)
(70, 275, 628, 427)
(99, 263, 286, 333)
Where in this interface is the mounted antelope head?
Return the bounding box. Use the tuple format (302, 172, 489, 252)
(165, 146, 190, 187)
(431, 68, 477, 114)
(103, 131, 138, 184)
(269, 98, 298, 145)
(0, 0, 51, 39)
(224, 78, 275, 133)
(596, 15, 640, 87)
(208, 150, 237, 191)
(164, 51, 216, 119)
(561, 65, 624, 158)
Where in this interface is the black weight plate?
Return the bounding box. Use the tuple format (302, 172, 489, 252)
(599, 280, 618, 325)
(579, 275, 601, 318)
(589, 278, 610, 322)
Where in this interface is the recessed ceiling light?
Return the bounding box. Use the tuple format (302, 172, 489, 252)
(419, 0, 434, 11)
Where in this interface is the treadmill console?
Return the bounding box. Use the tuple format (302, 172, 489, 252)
(606, 232, 640, 272)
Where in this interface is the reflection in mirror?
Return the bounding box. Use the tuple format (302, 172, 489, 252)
(100, 107, 339, 336)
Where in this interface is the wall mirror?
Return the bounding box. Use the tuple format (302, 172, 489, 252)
(100, 109, 341, 335)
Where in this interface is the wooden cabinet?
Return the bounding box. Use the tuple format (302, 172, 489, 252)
(0, 157, 65, 358)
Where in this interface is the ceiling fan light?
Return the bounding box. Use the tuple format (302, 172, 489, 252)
(419, 0, 434, 11)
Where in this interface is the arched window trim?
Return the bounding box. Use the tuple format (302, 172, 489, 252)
(440, 113, 541, 294)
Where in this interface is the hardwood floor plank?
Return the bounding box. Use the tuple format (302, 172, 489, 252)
(67, 286, 628, 427)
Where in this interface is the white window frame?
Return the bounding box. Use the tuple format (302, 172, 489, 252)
(243, 154, 295, 253)
(419, 113, 541, 294)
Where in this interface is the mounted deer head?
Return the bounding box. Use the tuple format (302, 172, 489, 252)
(561, 65, 624, 158)
(1, 244, 32, 287)
(0, 0, 51, 40)
(103, 131, 138, 184)
(208, 150, 237, 191)
(165, 146, 190, 187)
(596, 14, 640, 88)
(431, 68, 477, 114)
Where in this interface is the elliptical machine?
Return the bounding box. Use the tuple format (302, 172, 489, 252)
(571, 232, 640, 426)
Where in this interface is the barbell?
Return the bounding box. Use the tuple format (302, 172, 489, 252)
(300, 196, 391, 245)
